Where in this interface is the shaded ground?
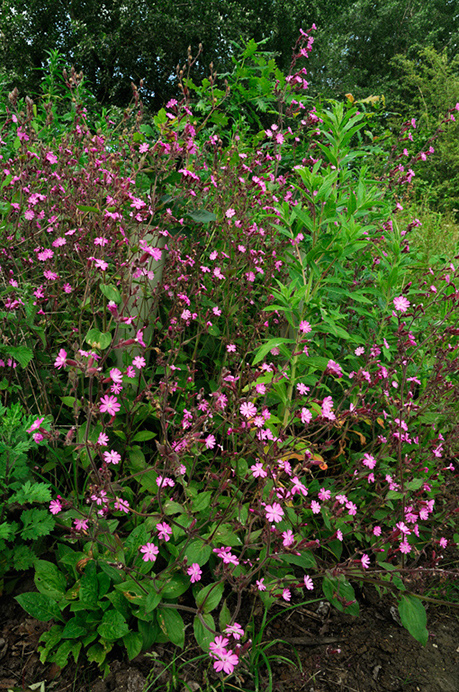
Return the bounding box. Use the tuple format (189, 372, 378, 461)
(1, 583, 459, 692)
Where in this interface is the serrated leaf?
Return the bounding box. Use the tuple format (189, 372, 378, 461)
(398, 595, 428, 646)
(0, 345, 34, 367)
(16, 592, 64, 622)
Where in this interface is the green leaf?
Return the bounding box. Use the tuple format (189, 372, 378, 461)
(184, 540, 212, 566)
(0, 345, 34, 367)
(34, 560, 67, 600)
(131, 430, 156, 442)
(21, 508, 55, 540)
(100, 283, 121, 303)
(191, 491, 212, 513)
(62, 617, 88, 639)
(253, 338, 295, 365)
(16, 592, 64, 622)
(85, 328, 112, 350)
(281, 551, 317, 570)
(193, 613, 215, 651)
(145, 589, 161, 614)
(76, 204, 99, 213)
(398, 595, 428, 646)
(219, 600, 231, 631)
(186, 209, 216, 224)
(157, 574, 190, 599)
(196, 583, 224, 613)
(97, 610, 130, 640)
(123, 631, 143, 660)
(322, 576, 359, 616)
(61, 396, 76, 408)
(157, 608, 185, 647)
(52, 639, 81, 667)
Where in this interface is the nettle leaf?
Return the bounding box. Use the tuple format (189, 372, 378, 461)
(157, 608, 185, 648)
(16, 592, 64, 622)
(398, 595, 428, 646)
(13, 544, 38, 571)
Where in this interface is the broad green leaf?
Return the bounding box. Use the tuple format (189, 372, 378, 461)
(85, 328, 112, 350)
(281, 551, 317, 570)
(253, 338, 294, 365)
(123, 631, 143, 660)
(16, 592, 64, 622)
(76, 204, 99, 213)
(62, 617, 88, 639)
(100, 283, 121, 303)
(196, 582, 224, 613)
(34, 560, 67, 600)
(191, 491, 212, 513)
(322, 575, 359, 616)
(97, 610, 130, 640)
(398, 595, 428, 646)
(184, 540, 212, 566)
(186, 209, 216, 224)
(157, 608, 185, 648)
(132, 430, 156, 442)
(193, 613, 215, 651)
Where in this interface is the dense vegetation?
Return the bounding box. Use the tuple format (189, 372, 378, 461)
(0, 9, 458, 690)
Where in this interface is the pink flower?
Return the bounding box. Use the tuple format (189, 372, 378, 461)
(327, 360, 343, 377)
(251, 462, 267, 478)
(225, 208, 236, 218)
(393, 296, 410, 313)
(97, 433, 109, 446)
(299, 320, 312, 334)
(362, 453, 376, 469)
(140, 543, 159, 562)
(318, 488, 331, 501)
(282, 588, 291, 601)
(282, 530, 295, 547)
(227, 343, 236, 353)
(156, 522, 172, 541)
(213, 547, 240, 566)
(224, 623, 244, 640)
(240, 401, 257, 418)
(256, 578, 266, 591)
(300, 407, 312, 424)
(205, 434, 216, 449)
(311, 500, 321, 514)
(132, 356, 146, 369)
(187, 563, 202, 583)
(373, 526, 382, 536)
(103, 449, 121, 465)
(291, 476, 308, 496)
(304, 575, 314, 590)
(265, 502, 284, 523)
(110, 368, 123, 384)
(27, 417, 45, 433)
(399, 541, 412, 554)
(213, 650, 239, 675)
(74, 518, 89, 531)
(33, 432, 44, 443)
(297, 383, 309, 395)
(209, 635, 229, 658)
(49, 499, 62, 515)
(114, 497, 130, 513)
(361, 554, 370, 569)
(99, 395, 121, 415)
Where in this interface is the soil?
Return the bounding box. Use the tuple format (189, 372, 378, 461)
(1, 583, 458, 692)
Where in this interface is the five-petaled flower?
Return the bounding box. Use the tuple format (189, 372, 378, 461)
(99, 395, 121, 416)
(393, 296, 410, 313)
(187, 563, 202, 583)
(265, 502, 284, 523)
(140, 543, 159, 562)
(54, 349, 67, 370)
